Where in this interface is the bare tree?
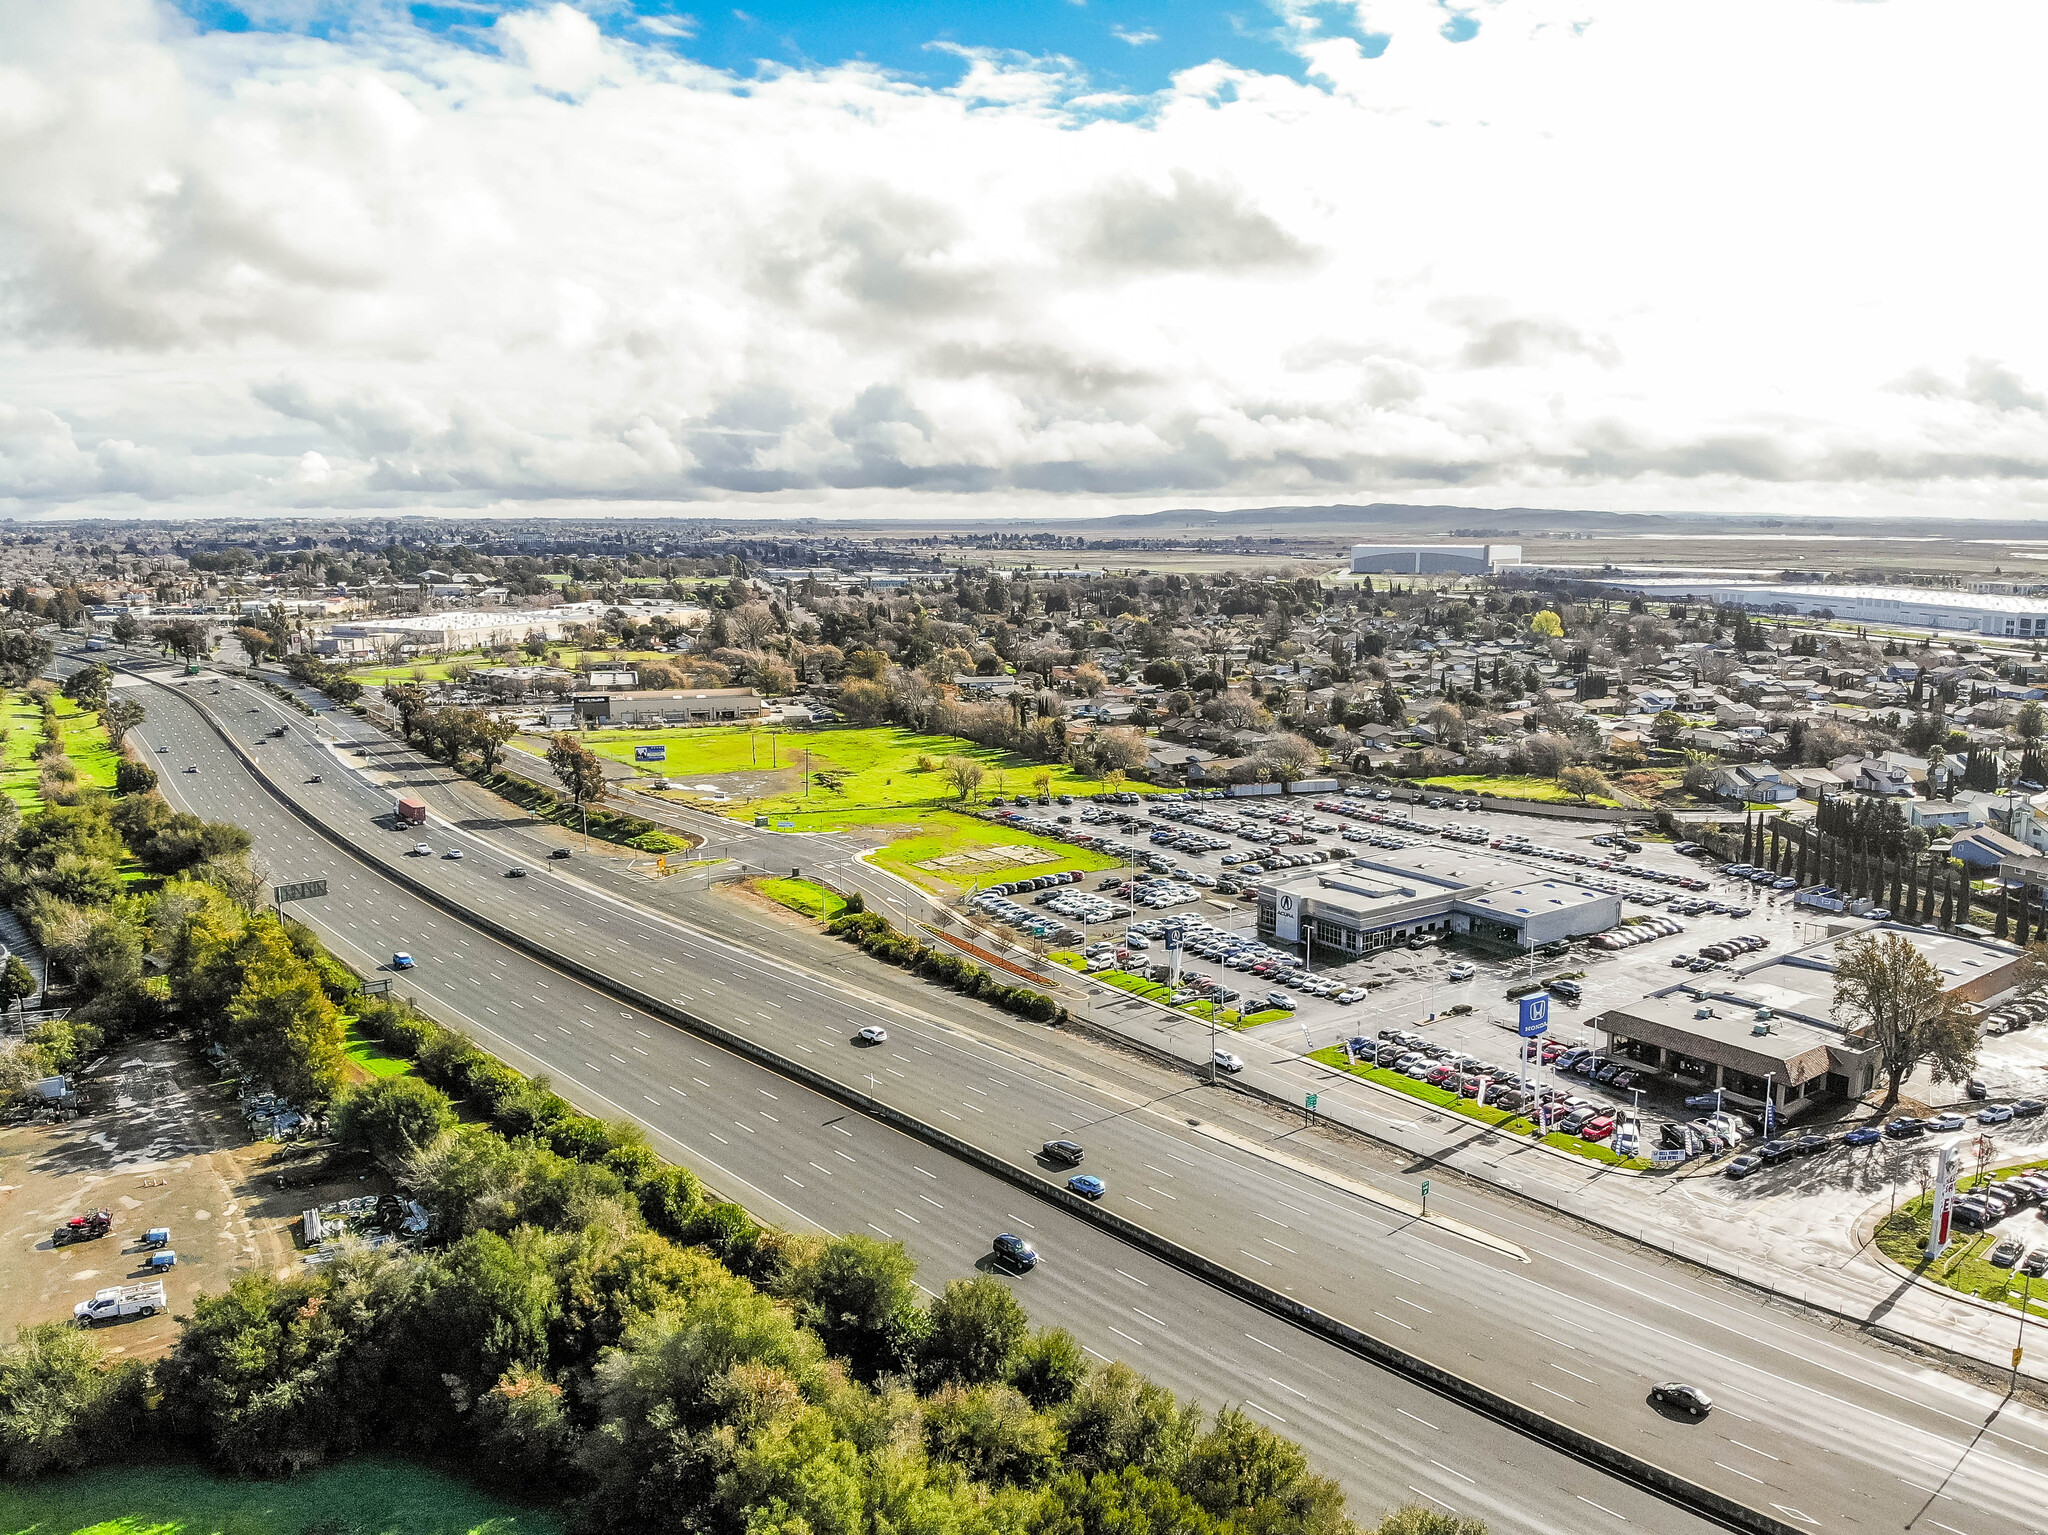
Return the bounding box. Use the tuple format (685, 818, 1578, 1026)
(943, 755, 986, 802)
(1833, 931, 1976, 1111)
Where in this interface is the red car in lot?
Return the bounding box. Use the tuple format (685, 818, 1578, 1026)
(1581, 1115, 1617, 1141)
(1426, 1065, 1458, 1088)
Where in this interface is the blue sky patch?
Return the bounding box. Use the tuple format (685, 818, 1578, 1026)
(173, 1, 1400, 95)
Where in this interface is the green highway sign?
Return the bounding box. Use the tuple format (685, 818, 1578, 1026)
(1305, 1093, 1318, 1109)
(273, 879, 328, 905)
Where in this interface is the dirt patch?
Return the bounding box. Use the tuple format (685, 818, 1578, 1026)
(0, 1033, 390, 1358)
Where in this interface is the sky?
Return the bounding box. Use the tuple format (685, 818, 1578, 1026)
(2, 0, 2046, 524)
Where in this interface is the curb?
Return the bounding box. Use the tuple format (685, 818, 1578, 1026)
(147, 673, 1802, 1535)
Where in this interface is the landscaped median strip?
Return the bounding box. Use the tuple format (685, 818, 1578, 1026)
(165, 676, 1806, 1535)
(1307, 1047, 1654, 1172)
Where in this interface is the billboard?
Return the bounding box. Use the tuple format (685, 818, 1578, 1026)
(634, 745, 666, 762)
(1517, 993, 1550, 1037)
(1929, 1144, 1960, 1256)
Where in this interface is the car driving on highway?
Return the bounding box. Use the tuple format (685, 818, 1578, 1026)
(1041, 1139, 1084, 1165)
(992, 1233, 1037, 1270)
(392, 953, 415, 969)
(1067, 1173, 1106, 1199)
(856, 1025, 887, 1044)
(1650, 1382, 1713, 1416)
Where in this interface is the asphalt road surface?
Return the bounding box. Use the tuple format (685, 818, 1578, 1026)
(103, 657, 2048, 1534)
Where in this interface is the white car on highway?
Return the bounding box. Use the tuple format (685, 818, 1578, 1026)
(412, 843, 433, 856)
(856, 1025, 888, 1044)
(1212, 1049, 1245, 1073)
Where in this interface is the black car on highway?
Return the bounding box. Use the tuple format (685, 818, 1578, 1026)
(992, 1233, 1038, 1271)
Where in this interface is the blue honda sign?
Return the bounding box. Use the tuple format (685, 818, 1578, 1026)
(634, 744, 666, 762)
(1517, 993, 1550, 1037)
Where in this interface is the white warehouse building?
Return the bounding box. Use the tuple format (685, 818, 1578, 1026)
(1567, 577, 2048, 638)
(1351, 543, 1521, 575)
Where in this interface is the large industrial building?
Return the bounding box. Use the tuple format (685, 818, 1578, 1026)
(1258, 846, 1621, 958)
(1562, 576, 2048, 638)
(1350, 543, 1521, 575)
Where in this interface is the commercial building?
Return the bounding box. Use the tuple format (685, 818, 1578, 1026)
(1257, 846, 1621, 959)
(571, 688, 769, 726)
(1593, 925, 2018, 1117)
(1559, 576, 2048, 638)
(1350, 543, 1522, 575)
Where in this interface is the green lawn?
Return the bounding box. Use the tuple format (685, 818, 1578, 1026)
(753, 876, 846, 920)
(1418, 773, 1620, 808)
(0, 692, 44, 809)
(344, 1017, 416, 1079)
(0, 695, 121, 812)
(512, 724, 1156, 828)
(1308, 1046, 1648, 1169)
(58, 698, 121, 790)
(868, 811, 1122, 895)
(0, 1457, 563, 1535)
(1875, 1159, 2048, 1315)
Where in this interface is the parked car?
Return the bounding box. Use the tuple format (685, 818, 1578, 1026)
(74, 1281, 166, 1325)
(1926, 1112, 1965, 1132)
(1843, 1125, 1884, 1146)
(1725, 1153, 1763, 1179)
(1981, 1105, 2016, 1125)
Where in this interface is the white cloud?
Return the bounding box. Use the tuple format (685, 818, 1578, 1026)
(2, 0, 2047, 520)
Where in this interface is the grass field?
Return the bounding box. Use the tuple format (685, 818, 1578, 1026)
(867, 812, 1122, 895)
(343, 1018, 415, 1080)
(752, 876, 846, 920)
(0, 692, 44, 809)
(0, 695, 120, 812)
(1418, 773, 1620, 807)
(512, 724, 1155, 830)
(0, 1457, 563, 1535)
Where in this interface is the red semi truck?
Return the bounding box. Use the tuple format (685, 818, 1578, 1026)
(395, 797, 428, 826)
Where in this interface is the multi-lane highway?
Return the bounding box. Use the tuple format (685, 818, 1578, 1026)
(105, 656, 2048, 1533)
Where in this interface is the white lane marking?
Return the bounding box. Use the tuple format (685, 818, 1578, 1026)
(1397, 1408, 1438, 1431)
(1576, 1496, 1627, 1522)
(1373, 1312, 1413, 1330)
(1107, 1326, 1144, 1347)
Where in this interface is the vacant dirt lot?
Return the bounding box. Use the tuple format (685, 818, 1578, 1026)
(0, 1032, 388, 1359)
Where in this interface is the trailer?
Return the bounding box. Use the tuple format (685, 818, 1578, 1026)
(75, 1281, 166, 1325)
(395, 797, 428, 826)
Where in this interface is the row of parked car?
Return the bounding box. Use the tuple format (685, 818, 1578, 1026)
(1592, 916, 1687, 951)
(1668, 933, 1772, 972)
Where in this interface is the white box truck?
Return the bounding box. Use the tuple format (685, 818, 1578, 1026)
(74, 1281, 166, 1326)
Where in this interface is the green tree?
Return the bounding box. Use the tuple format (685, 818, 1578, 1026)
(0, 954, 36, 1016)
(2020, 700, 2046, 742)
(1011, 1325, 1089, 1409)
(0, 1322, 124, 1478)
(795, 1233, 922, 1379)
(1031, 1466, 1233, 1535)
(333, 1075, 456, 1167)
(923, 1381, 1059, 1486)
(944, 754, 988, 802)
(102, 697, 145, 749)
(1057, 1360, 1202, 1477)
(1368, 1508, 1489, 1535)
(1557, 764, 1611, 802)
(546, 731, 609, 832)
(61, 664, 110, 711)
(1834, 929, 1977, 1110)
(218, 919, 348, 1106)
(923, 1275, 1029, 1387)
(1182, 1406, 1351, 1535)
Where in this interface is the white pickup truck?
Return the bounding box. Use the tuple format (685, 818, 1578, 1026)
(74, 1281, 166, 1326)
